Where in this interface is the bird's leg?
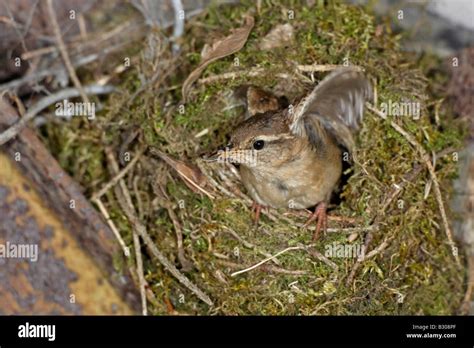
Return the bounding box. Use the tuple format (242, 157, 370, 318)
(303, 202, 328, 240)
(251, 201, 263, 225)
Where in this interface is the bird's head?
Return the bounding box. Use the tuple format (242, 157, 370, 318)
(207, 110, 305, 170)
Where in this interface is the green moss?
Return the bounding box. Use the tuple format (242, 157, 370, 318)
(39, 1, 466, 315)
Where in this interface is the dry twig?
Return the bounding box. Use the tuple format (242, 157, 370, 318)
(306, 248, 339, 270)
(153, 194, 193, 271)
(105, 150, 214, 306)
(46, 0, 90, 105)
(363, 235, 395, 260)
(93, 197, 130, 257)
(105, 148, 148, 315)
(297, 64, 364, 73)
(0, 84, 114, 146)
(198, 68, 264, 85)
(91, 147, 145, 200)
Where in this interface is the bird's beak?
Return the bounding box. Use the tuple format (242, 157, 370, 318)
(203, 146, 257, 166)
(202, 151, 221, 162)
(202, 146, 232, 163)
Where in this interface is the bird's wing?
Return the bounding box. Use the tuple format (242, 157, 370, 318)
(288, 67, 372, 153)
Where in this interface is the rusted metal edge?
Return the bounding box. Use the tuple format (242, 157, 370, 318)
(0, 98, 140, 313)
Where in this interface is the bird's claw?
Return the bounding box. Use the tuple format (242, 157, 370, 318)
(303, 202, 328, 240)
(251, 202, 263, 225)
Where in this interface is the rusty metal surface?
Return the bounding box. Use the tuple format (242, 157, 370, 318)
(0, 99, 139, 314)
(0, 155, 132, 314)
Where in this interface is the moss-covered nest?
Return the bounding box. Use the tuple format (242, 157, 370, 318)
(41, 1, 466, 314)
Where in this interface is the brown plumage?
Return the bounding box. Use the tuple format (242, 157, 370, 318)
(210, 68, 372, 238)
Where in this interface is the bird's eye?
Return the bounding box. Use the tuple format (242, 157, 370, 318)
(253, 140, 265, 150)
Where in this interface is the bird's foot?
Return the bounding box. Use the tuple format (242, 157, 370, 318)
(251, 202, 265, 225)
(285, 209, 356, 224)
(303, 202, 328, 241)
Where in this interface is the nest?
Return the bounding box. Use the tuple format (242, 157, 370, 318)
(38, 2, 466, 314)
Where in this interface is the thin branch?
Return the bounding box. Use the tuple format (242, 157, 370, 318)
(91, 147, 145, 201)
(133, 223, 147, 316)
(327, 226, 374, 234)
(297, 64, 364, 73)
(105, 148, 148, 315)
(46, 0, 89, 104)
(347, 162, 447, 284)
(150, 179, 193, 270)
(363, 235, 394, 260)
(195, 160, 237, 198)
(154, 195, 193, 271)
(93, 197, 130, 257)
(128, 210, 214, 306)
(105, 149, 214, 306)
(150, 148, 215, 199)
(222, 226, 254, 249)
(306, 248, 339, 270)
(198, 68, 264, 85)
(0, 84, 115, 146)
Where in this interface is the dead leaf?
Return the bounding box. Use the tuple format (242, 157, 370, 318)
(259, 23, 294, 50)
(150, 148, 214, 199)
(181, 15, 255, 101)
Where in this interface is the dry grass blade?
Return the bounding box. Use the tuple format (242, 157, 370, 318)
(231, 243, 316, 277)
(182, 15, 254, 101)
